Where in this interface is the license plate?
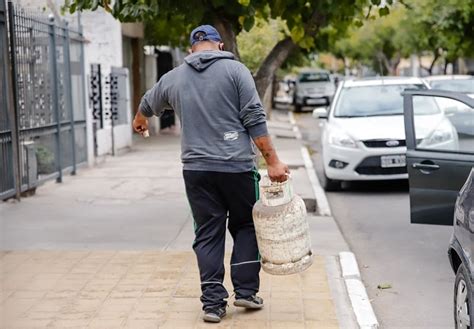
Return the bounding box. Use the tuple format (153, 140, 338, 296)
(306, 98, 325, 105)
(381, 155, 406, 168)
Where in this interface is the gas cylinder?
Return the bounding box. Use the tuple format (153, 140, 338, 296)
(252, 176, 313, 275)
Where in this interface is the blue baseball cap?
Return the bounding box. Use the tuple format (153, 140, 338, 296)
(189, 25, 222, 46)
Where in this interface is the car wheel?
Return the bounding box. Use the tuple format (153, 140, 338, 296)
(294, 103, 302, 112)
(454, 263, 472, 329)
(322, 172, 342, 191)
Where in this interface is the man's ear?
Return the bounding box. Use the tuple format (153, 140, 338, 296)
(219, 43, 224, 51)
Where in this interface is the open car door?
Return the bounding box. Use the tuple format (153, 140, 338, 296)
(403, 89, 474, 225)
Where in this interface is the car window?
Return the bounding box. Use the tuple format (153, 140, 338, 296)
(430, 79, 474, 93)
(413, 96, 474, 154)
(334, 84, 427, 118)
(299, 72, 330, 83)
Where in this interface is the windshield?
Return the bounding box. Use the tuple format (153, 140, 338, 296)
(430, 79, 474, 93)
(334, 84, 439, 117)
(299, 72, 330, 83)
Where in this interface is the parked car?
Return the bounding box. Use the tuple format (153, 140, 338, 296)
(314, 77, 458, 191)
(403, 89, 473, 329)
(424, 75, 474, 95)
(424, 75, 474, 137)
(294, 69, 335, 112)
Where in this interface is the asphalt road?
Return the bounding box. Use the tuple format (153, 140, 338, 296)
(294, 110, 455, 329)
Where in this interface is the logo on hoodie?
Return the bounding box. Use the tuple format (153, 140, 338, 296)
(223, 131, 239, 141)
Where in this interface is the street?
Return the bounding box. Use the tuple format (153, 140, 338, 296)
(295, 110, 455, 329)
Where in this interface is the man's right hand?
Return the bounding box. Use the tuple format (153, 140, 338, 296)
(267, 160, 290, 182)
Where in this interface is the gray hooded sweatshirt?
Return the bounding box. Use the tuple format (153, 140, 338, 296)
(139, 50, 268, 173)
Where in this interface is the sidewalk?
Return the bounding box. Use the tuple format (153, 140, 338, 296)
(1, 116, 357, 328)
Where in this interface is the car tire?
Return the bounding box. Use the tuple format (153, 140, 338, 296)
(294, 103, 302, 112)
(454, 263, 472, 329)
(322, 172, 342, 191)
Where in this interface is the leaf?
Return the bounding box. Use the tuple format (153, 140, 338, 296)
(243, 15, 255, 31)
(371, 0, 381, 5)
(238, 15, 246, 27)
(298, 35, 315, 49)
(290, 25, 305, 43)
(238, 0, 250, 6)
(68, 2, 77, 14)
(354, 20, 364, 28)
(377, 283, 392, 290)
(379, 7, 390, 16)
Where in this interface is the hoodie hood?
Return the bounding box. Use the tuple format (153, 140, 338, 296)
(184, 50, 235, 72)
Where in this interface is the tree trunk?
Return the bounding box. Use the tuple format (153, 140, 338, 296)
(390, 54, 401, 76)
(377, 52, 390, 75)
(254, 37, 298, 98)
(428, 52, 439, 75)
(213, 16, 240, 60)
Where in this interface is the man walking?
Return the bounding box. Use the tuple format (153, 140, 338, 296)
(133, 25, 289, 323)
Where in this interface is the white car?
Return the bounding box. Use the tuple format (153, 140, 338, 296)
(424, 75, 474, 96)
(314, 77, 458, 191)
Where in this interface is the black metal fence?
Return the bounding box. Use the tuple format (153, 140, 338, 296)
(0, 1, 87, 200)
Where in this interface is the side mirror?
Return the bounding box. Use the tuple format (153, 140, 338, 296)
(313, 107, 328, 119)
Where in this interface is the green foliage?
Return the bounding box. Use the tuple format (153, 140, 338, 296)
(65, 0, 392, 51)
(402, 0, 474, 61)
(237, 18, 287, 72)
(334, 5, 409, 74)
(333, 0, 474, 74)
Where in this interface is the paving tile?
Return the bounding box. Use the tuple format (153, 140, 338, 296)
(305, 320, 339, 329)
(169, 297, 201, 312)
(232, 307, 269, 321)
(194, 320, 232, 328)
(3, 318, 52, 329)
(124, 319, 160, 329)
(48, 318, 91, 328)
(232, 320, 269, 328)
(269, 312, 304, 322)
(88, 317, 126, 328)
(160, 318, 198, 328)
(303, 299, 337, 321)
(270, 320, 305, 329)
(270, 297, 302, 314)
(3, 298, 40, 318)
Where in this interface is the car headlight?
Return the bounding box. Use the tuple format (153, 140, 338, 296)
(328, 129, 358, 148)
(420, 121, 455, 147)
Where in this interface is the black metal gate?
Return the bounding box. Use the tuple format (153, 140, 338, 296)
(0, 1, 87, 200)
(0, 0, 17, 199)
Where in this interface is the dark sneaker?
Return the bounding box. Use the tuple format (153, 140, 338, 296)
(234, 295, 264, 309)
(203, 307, 227, 323)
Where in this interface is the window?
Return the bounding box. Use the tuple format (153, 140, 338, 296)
(413, 96, 474, 154)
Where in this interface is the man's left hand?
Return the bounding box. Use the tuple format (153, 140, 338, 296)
(133, 111, 149, 135)
(267, 161, 290, 182)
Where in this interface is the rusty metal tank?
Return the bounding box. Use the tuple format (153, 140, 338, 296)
(252, 176, 313, 275)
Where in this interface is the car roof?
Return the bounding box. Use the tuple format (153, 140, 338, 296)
(342, 76, 425, 87)
(298, 68, 330, 74)
(424, 75, 473, 81)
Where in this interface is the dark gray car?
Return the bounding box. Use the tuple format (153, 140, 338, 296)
(403, 89, 473, 329)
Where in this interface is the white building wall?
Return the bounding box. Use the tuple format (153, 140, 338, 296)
(81, 9, 132, 158)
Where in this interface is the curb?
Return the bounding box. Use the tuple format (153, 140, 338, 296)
(300, 147, 332, 217)
(288, 111, 379, 329)
(339, 252, 379, 329)
(289, 112, 332, 217)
